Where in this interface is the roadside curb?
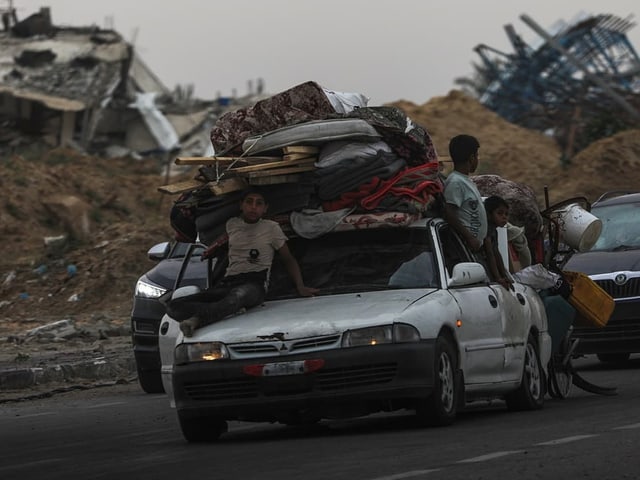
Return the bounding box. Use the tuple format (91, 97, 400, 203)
(0, 333, 139, 402)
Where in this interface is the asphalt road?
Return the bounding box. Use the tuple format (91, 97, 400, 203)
(1, 356, 639, 480)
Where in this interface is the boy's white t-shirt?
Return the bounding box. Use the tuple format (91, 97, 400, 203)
(225, 217, 287, 277)
(444, 171, 488, 241)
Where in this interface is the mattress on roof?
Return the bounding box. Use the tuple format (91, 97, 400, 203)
(241, 118, 381, 155)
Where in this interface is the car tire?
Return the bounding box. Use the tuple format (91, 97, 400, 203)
(178, 412, 228, 443)
(416, 335, 458, 426)
(505, 333, 545, 411)
(597, 353, 630, 364)
(136, 364, 165, 394)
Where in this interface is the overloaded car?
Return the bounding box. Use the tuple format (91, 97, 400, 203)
(158, 216, 552, 442)
(131, 241, 207, 393)
(564, 191, 640, 364)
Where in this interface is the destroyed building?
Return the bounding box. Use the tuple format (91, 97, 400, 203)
(457, 12, 640, 156)
(0, 6, 228, 159)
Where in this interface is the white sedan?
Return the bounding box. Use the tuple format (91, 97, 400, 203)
(159, 217, 551, 442)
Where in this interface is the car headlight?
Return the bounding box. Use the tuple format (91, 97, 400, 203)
(135, 278, 167, 299)
(341, 323, 420, 347)
(175, 342, 229, 365)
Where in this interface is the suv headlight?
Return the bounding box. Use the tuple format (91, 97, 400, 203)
(341, 323, 420, 347)
(135, 278, 167, 299)
(175, 342, 229, 365)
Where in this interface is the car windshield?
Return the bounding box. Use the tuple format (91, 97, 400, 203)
(267, 227, 437, 300)
(590, 202, 640, 251)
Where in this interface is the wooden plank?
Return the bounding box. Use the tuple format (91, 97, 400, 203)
(282, 145, 319, 155)
(157, 179, 206, 194)
(209, 177, 248, 195)
(174, 156, 278, 165)
(247, 165, 316, 178)
(283, 153, 315, 162)
(229, 157, 316, 174)
(250, 174, 303, 185)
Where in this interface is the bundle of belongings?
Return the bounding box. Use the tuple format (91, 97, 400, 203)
(161, 81, 444, 245)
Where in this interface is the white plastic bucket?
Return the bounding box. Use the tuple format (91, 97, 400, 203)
(551, 204, 602, 252)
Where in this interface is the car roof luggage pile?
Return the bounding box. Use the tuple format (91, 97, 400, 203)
(159, 81, 446, 244)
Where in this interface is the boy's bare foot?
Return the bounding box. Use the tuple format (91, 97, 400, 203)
(180, 318, 201, 337)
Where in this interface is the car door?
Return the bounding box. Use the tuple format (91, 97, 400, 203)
(488, 281, 530, 381)
(437, 225, 505, 385)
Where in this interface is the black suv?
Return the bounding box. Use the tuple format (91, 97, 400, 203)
(564, 191, 640, 363)
(131, 242, 208, 393)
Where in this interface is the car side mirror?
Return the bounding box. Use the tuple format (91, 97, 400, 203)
(148, 242, 170, 261)
(448, 262, 488, 287)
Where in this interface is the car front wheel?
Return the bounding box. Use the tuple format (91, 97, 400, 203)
(178, 412, 228, 443)
(136, 364, 165, 394)
(505, 333, 545, 411)
(416, 334, 458, 426)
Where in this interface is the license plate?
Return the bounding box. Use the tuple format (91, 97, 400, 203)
(262, 361, 306, 376)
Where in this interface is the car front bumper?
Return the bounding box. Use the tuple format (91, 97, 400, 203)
(173, 341, 436, 422)
(130, 296, 166, 371)
(574, 298, 640, 355)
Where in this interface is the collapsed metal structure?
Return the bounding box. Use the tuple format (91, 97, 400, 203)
(463, 12, 640, 155)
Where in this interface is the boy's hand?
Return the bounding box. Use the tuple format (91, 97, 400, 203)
(497, 277, 514, 290)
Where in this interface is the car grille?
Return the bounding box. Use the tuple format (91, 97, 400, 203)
(182, 363, 397, 401)
(316, 363, 397, 390)
(594, 277, 640, 299)
(228, 334, 341, 357)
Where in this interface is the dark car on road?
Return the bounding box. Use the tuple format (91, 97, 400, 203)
(131, 242, 208, 393)
(564, 191, 640, 364)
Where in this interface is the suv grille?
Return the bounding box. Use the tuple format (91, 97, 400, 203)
(594, 278, 640, 299)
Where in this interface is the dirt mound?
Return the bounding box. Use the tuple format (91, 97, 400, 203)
(393, 90, 640, 205)
(551, 129, 640, 202)
(0, 148, 178, 332)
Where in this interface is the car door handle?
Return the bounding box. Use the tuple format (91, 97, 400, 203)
(488, 295, 498, 308)
(516, 293, 526, 306)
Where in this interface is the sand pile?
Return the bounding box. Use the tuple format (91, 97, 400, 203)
(394, 90, 640, 205)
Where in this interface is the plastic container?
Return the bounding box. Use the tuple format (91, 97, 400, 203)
(551, 204, 602, 252)
(563, 271, 614, 328)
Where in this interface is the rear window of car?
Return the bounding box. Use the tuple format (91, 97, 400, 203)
(591, 201, 640, 251)
(266, 227, 438, 300)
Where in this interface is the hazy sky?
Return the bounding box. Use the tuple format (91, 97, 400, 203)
(15, 0, 640, 105)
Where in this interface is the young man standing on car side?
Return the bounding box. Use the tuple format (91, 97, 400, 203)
(167, 188, 318, 337)
(443, 134, 504, 286)
(443, 134, 488, 252)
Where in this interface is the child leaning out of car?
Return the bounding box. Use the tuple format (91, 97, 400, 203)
(166, 188, 318, 337)
(484, 195, 514, 290)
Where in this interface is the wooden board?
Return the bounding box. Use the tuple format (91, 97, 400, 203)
(283, 153, 315, 162)
(229, 157, 316, 173)
(282, 145, 319, 154)
(209, 177, 248, 195)
(157, 179, 206, 194)
(174, 156, 279, 166)
(249, 174, 303, 185)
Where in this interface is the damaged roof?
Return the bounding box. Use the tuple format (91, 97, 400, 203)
(0, 11, 131, 112)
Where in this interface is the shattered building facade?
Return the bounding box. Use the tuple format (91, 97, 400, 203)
(0, 6, 216, 158)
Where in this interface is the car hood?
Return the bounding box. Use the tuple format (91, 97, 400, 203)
(564, 249, 640, 275)
(145, 258, 208, 290)
(186, 289, 436, 343)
